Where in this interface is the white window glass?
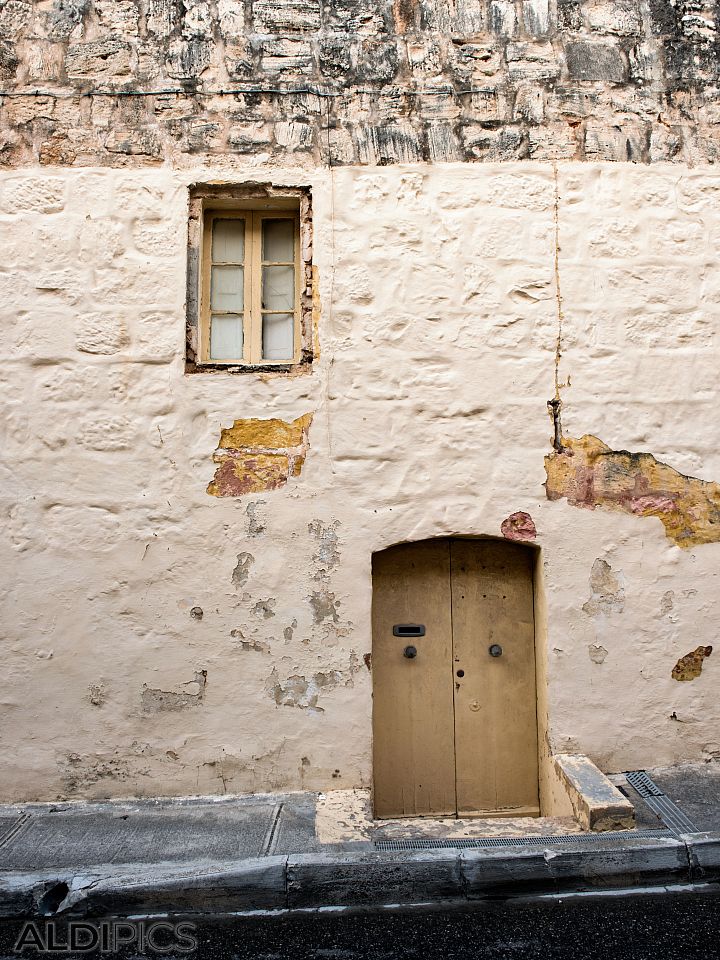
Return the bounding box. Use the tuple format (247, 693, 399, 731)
(212, 219, 245, 263)
(263, 219, 294, 262)
(210, 314, 243, 360)
(262, 313, 294, 361)
(262, 265, 294, 311)
(211, 264, 244, 311)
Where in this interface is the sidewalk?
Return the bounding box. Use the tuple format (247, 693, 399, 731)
(0, 764, 719, 918)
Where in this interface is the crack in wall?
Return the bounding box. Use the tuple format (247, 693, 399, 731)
(548, 162, 566, 453)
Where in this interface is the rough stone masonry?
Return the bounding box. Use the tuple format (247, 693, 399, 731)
(0, 0, 719, 167)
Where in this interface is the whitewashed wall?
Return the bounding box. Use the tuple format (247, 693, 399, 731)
(2, 162, 720, 801)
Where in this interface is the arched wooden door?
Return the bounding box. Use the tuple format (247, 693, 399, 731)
(372, 538, 539, 819)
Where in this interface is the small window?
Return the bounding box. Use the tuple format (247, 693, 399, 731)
(187, 186, 313, 372)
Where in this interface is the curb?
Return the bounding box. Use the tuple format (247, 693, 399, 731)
(0, 834, 717, 919)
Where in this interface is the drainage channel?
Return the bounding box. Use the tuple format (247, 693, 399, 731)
(374, 830, 673, 851)
(373, 770, 698, 850)
(625, 769, 699, 835)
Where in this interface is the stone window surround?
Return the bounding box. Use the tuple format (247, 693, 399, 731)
(186, 182, 313, 374)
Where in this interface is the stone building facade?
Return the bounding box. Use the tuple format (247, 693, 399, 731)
(2, 0, 720, 808)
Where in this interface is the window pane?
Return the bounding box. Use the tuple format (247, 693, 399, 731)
(262, 219, 294, 262)
(262, 313, 294, 361)
(211, 264, 244, 311)
(212, 219, 244, 263)
(210, 314, 243, 360)
(262, 265, 294, 311)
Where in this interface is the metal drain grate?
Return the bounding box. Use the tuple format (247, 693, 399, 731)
(374, 829, 672, 851)
(625, 770, 698, 835)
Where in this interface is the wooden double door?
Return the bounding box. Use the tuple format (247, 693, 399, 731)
(372, 538, 539, 819)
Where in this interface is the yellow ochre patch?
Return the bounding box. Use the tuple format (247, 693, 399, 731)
(207, 414, 313, 497)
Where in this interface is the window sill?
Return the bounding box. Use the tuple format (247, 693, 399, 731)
(185, 359, 312, 376)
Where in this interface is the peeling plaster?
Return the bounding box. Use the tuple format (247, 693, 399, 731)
(265, 667, 343, 712)
(231, 552, 254, 588)
(310, 587, 340, 624)
(141, 671, 207, 713)
(246, 502, 266, 537)
(86, 684, 106, 707)
(252, 599, 276, 619)
(309, 519, 341, 570)
(582, 559, 625, 616)
(659, 591, 675, 618)
(230, 630, 270, 654)
(501, 511, 537, 541)
(545, 435, 720, 547)
(588, 644, 608, 664)
(672, 646, 713, 681)
(207, 415, 312, 497)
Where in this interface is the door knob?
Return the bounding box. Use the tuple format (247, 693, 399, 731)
(489, 644, 503, 657)
(403, 645, 418, 659)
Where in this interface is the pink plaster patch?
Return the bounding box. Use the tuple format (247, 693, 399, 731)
(501, 512, 537, 541)
(630, 495, 677, 515)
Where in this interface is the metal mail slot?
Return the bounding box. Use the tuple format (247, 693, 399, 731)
(393, 624, 426, 637)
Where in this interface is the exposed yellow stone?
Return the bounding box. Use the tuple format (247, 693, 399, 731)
(218, 414, 312, 451)
(545, 434, 720, 548)
(207, 453, 290, 497)
(672, 646, 713, 681)
(207, 413, 313, 497)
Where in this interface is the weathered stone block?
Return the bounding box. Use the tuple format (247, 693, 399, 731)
(216, 0, 245, 37)
(584, 118, 645, 161)
(565, 40, 626, 83)
(253, 0, 321, 33)
(489, 0, 517, 36)
(165, 39, 212, 79)
(228, 122, 273, 152)
(1, 177, 65, 213)
(75, 313, 129, 355)
(146, 0, 181, 37)
(585, 1, 643, 36)
(506, 41, 561, 81)
(0, 0, 31, 41)
(553, 754, 635, 831)
(259, 36, 313, 73)
(65, 38, 132, 80)
(354, 122, 422, 164)
(522, 0, 551, 36)
(0, 38, 18, 79)
(462, 124, 525, 160)
(426, 121, 461, 162)
(514, 84, 545, 124)
(319, 35, 354, 78)
(275, 121, 314, 151)
(105, 128, 162, 158)
(181, 0, 215, 39)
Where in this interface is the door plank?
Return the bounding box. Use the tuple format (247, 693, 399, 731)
(450, 539, 539, 817)
(372, 540, 456, 818)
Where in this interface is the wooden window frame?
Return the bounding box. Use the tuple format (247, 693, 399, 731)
(186, 185, 313, 374)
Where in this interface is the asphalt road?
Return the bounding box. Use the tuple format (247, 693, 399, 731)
(1, 888, 719, 960)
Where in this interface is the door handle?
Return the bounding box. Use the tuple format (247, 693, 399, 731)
(403, 645, 418, 659)
(489, 644, 503, 657)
